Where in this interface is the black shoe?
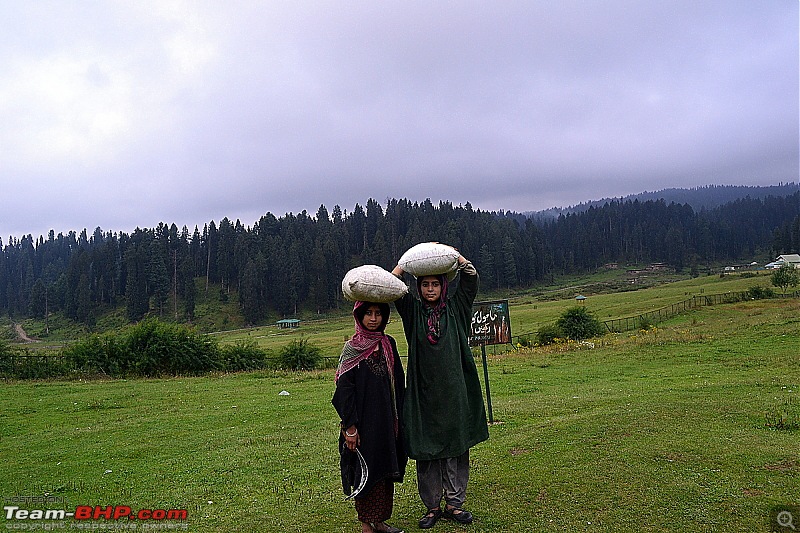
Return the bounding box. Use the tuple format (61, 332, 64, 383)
(418, 509, 442, 529)
(443, 507, 473, 524)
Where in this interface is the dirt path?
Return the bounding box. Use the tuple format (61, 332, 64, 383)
(14, 323, 37, 343)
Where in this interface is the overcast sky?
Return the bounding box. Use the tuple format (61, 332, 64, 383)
(1, 1, 798, 241)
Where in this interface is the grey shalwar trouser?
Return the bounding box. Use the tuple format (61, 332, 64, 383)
(416, 450, 470, 510)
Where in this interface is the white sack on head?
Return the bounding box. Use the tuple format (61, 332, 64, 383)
(342, 265, 408, 303)
(398, 243, 460, 277)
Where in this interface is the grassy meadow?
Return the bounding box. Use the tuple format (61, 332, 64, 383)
(209, 269, 781, 359)
(1, 271, 799, 532)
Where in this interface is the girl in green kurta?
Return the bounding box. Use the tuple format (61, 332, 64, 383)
(392, 252, 488, 529)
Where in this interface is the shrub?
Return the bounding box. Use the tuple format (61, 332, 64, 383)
(556, 306, 606, 340)
(747, 286, 775, 300)
(64, 318, 220, 377)
(276, 339, 322, 371)
(63, 330, 117, 376)
(765, 398, 800, 431)
(124, 318, 220, 376)
(219, 341, 271, 372)
(637, 316, 654, 331)
(535, 324, 563, 346)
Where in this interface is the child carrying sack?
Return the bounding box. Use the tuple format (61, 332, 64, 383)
(398, 242, 460, 278)
(342, 265, 408, 303)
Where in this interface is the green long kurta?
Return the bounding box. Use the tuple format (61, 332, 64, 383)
(394, 266, 489, 461)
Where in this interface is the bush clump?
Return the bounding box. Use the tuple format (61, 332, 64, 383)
(64, 333, 124, 376)
(276, 339, 322, 371)
(220, 340, 271, 372)
(637, 316, 654, 331)
(555, 306, 606, 341)
(535, 324, 564, 346)
(747, 286, 775, 300)
(64, 318, 220, 377)
(7, 319, 322, 379)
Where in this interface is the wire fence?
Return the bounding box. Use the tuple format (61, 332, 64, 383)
(502, 289, 800, 355)
(603, 292, 745, 333)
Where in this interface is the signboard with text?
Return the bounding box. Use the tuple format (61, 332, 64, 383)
(469, 299, 511, 346)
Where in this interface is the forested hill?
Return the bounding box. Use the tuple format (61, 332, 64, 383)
(1, 191, 799, 327)
(531, 183, 800, 220)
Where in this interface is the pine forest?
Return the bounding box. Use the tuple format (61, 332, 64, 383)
(2, 191, 799, 328)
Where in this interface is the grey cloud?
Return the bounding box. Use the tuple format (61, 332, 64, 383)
(0, 0, 796, 239)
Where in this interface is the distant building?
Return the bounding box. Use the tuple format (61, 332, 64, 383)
(766, 254, 800, 269)
(277, 319, 301, 329)
(723, 262, 759, 272)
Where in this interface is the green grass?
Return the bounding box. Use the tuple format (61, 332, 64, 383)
(2, 269, 777, 360)
(210, 270, 777, 361)
(1, 296, 798, 532)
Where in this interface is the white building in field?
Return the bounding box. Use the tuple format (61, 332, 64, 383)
(765, 254, 800, 269)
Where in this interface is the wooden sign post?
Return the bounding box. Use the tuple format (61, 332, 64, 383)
(469, 299, 512, 424)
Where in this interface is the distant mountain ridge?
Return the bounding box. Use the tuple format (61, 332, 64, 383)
(527, 183, 800, 220)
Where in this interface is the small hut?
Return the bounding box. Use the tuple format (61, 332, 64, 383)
(277, 319, 301, 329)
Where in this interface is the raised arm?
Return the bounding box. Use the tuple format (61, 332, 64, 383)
(454, 254, 479, 308)
(391, 264, 414, 320)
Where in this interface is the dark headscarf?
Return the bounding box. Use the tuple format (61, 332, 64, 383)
(416, 274, 448, 344)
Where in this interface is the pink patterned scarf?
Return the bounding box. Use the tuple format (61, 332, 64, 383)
(335, 301, 395, 385)
(417, 274, 448, 344)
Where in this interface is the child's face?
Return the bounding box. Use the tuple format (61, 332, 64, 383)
(360, 305, 383, 331)
(420, 276, 442, 305)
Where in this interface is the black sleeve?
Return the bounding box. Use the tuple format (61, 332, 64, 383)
(389, 336, 405, 413)
(331, 369, 359, 429)
(453, 264, 480, 326)
(393, 278, 414, 321)
(457, 264, 479, 306)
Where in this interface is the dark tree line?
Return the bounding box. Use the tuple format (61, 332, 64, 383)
(538, 193, 800, 273)
(533, 183, 800, 219)
(1, 192, 799, 327)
